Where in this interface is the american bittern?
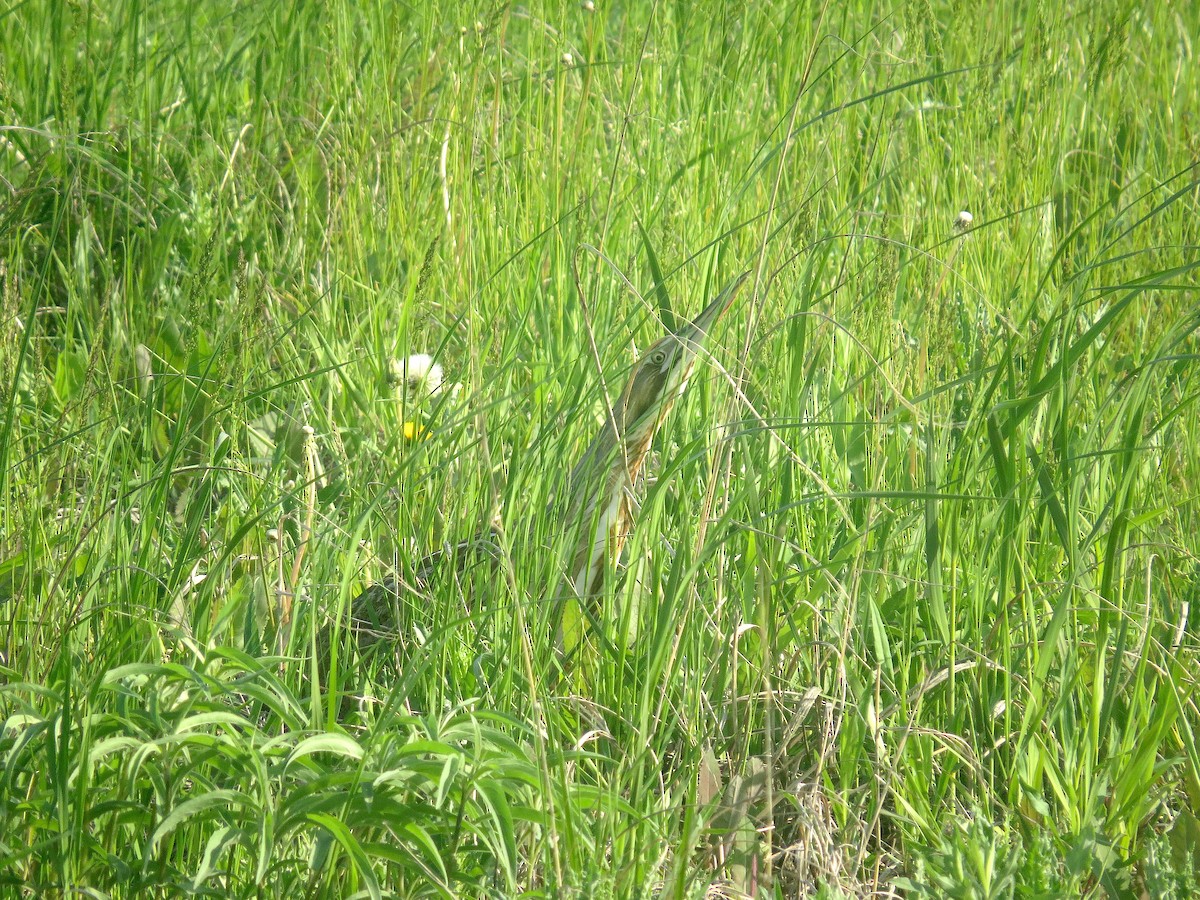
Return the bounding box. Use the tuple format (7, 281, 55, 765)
(346, 270, 750, 648)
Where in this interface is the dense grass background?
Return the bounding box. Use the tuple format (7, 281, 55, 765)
(3, 1, 1199, 896)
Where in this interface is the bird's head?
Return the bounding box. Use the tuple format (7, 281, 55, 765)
(615, 270, 751, 440)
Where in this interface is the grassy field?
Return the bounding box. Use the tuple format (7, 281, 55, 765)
(3, 1, 1199, 896)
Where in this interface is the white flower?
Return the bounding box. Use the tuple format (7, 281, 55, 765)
(955, 210, 974, 230)
(390, 353, 445, 397)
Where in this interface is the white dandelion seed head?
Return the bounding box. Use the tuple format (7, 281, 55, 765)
(391, 353, 445, 396)
(955, 210, 974, 230)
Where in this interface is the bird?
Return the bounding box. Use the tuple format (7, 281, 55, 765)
(343, 270, 751, 653)
(558, 270, 750, 601)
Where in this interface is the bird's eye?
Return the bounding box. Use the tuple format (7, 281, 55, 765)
(651, 350, 666, 366)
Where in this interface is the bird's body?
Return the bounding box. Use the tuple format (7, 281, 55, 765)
(346, 271, 750, 649)
(559, 271, 749, 601)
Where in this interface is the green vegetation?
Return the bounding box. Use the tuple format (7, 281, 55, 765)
(2, 1, 1198, 896)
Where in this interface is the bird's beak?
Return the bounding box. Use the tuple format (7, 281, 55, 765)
(678, 269, 752, 345)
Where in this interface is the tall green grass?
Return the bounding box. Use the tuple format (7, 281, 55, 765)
(2, 1, 1198, 896)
